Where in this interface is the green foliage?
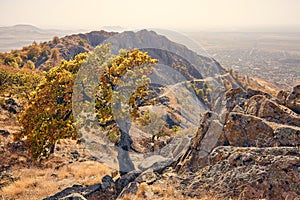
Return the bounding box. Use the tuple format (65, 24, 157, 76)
(94, 48, 157, 142)
(23, 60, 35, 70)
(191, 80, 212, 104)
(51, 48, 60, 61)
(52, 36, 60, 44)
(49, 48, 60, 67)
(0, 65, 42, 99)
(78, 38, 88, 46)
(0, 41, 58, 70)
(138, 110, 166, 137)
(16, 44, 157, 159)
(97, 50, 155, 118)
(16, 53, 88, 159)
(3, 52, 23, 68)
(73, 45, 157, 143)
(171, 125, 181, 133)
(41, 46, 51, 58)
(4, 56, 18, 68)
(27, 45, 41, 62)
(197, 88, 204, 98)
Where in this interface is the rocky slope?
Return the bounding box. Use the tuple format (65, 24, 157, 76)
(118, 84, 299, 200)
(0, 30, 117, 70)
(0, 29, 299, 200)
(175, 85, 300, 199)
(44, 31, 299, 199)
(51, 30, 117, 61)
(42, 83, 300, 200)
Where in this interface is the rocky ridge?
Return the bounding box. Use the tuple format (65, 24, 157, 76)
(0, 29, 299, 200)
(43, 82, 300, 200)
(174, 85, 300, 199)
(43, 30, 299, 200)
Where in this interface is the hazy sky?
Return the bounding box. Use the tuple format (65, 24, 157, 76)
(1, 0, 300, 31)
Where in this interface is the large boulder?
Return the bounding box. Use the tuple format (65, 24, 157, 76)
(273, 125, 300, 146)
(276, 85, 300, 114)
(224, 112, 275, 147)
(177, 111, 227, 172)
(286, 85, 300, 114)
(244, 94, 267, 115)
(257, 99, 300, 126)
(44, 175, 117, 200)
(224, 88, 247, 112)
(244, 94, 300, 126)
(184, 146, 300, 200)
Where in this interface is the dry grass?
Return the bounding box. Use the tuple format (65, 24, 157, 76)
(121, 182, 217, 200)
(0, 161, 112, 200)
(0, 132, 115, 200)
(58, 161, 112, 185)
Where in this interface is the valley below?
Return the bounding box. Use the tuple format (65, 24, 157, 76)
(187, 31, 300, 87)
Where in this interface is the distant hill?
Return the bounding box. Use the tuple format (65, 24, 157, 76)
(0, 24, 84, 52)
(100, 26, 127, 32)
(0, 29, 117, 70)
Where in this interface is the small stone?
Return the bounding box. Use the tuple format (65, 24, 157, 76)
(61, 193, 87, 200)
(0, 130, 10, 137)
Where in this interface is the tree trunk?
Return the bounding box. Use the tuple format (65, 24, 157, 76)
(117, 123, 135, 176)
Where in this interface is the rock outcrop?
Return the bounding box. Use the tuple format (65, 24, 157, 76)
(184, 146, 300, 200)
(278, 85, 300, 114)
(46, 84, 300, 200)
(40, 31, 299, 200)
(286, 85, 300, 114)
(175, 85, 300, 199)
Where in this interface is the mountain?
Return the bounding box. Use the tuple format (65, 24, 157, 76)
(0, 29, 117, 70)
(0, 29, 299, 200)
(1, 29, 223, 73)
(100, 26, 127, 32)
(0, 24, 84, 52)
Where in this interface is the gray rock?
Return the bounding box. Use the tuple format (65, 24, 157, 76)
(138, 155, 173, 173)
(257, 98, 300, 126)
(0, 130, 10, 137)
(117, 182, 139, 199)
(116, 170, 141, 194)
(224, 112, 275, 147)
(273, 125, 300, 146)
(61, 193, 87, 200)
(135, 170, 158, 184)
(184, 146, 300, 200)
(286, 85, 300, 114)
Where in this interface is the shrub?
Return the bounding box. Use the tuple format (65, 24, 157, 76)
(16, 44, 157, 159)
(16, 53, 88, 159)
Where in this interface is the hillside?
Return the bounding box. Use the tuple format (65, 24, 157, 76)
(0, 29, 299, 200)
(0, 25, 82, 52)
(0, 29, 116, 70)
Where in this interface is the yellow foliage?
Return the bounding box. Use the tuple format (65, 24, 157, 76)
(16, 44, 158, 159)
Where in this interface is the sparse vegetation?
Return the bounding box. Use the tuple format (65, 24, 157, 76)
(15, 44, 157, 159)
(120, 182, 216, 200)
(0, 156, 111, 200)
(1, 28, 297, 200)
(15, 53, 88, 159)
(0, 65, 42, 99)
